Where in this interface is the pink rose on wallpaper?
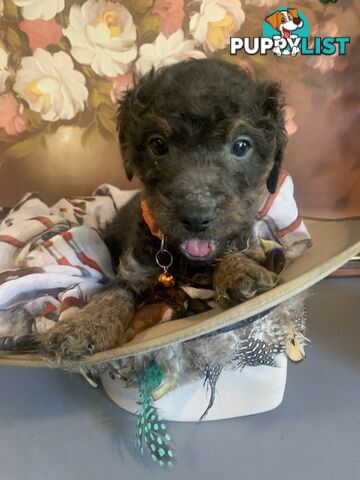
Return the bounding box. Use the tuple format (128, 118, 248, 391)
(152, 0, 185, 36)
(110, 73, 134, 103)
(284, 106, 297, 136)
(0, 93, 28, 136)
(19, 18, 62, 50)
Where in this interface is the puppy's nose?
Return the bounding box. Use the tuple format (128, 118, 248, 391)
(293, 17, 301, 25)
(181, 216, 213, 232)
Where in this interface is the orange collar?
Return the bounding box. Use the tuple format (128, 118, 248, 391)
(141, 199, 162, 240)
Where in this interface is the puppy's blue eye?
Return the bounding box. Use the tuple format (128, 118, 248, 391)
(148, 137, 168, 156)
(231, 139, 251, 157)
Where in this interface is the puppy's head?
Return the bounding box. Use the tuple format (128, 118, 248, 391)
(265, 9, 303, 37)
(118, 59, 286, 262)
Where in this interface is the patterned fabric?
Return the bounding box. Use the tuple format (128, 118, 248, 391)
(0, 185, 136, 349)
(256, 170, 312, 257)
(0, 173, 310, 350)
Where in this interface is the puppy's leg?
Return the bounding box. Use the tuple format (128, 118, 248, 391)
(213, 247, 278, 308)
(40, 286, 135, 361)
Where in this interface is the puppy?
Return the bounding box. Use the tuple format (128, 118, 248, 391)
(41, 58, 287, 360)
(265, 8, 303, 38)
(265, 8, 303, 56)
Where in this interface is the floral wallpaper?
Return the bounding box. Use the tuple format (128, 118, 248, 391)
(0, 0, 359, 218)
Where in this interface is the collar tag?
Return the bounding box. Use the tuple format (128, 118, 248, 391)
(141, 198, 175, 287)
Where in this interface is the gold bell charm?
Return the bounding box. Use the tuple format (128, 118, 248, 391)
(158, 270, 175, 288)
(155, 235, 175, 288)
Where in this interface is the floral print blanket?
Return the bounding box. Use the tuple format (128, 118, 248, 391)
(0, 175, 311, 351)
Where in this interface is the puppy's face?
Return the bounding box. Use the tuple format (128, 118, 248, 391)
(266, 9, 303, 38)
(118, 59, 286, 263)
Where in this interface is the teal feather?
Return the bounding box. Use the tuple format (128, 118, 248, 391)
(135, 361, 175, 468)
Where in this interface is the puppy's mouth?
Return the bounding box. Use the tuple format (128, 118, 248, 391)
(179, 238, 217, 261)
(282, 27, 291, 38)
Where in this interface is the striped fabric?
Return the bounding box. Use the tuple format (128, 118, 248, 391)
(255, 171, 312, 259)
(0, 185, 136, 350)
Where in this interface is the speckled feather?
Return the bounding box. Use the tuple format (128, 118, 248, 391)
(135, 361, 175, 468)
(200, 362, 222, 420)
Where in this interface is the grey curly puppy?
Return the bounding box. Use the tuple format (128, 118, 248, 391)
(41, 58, 287, 360)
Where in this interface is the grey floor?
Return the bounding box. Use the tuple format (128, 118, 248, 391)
(0, 278, 359, 480)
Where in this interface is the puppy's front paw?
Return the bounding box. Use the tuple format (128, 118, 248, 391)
(213, 252, 278, 308)
(40, 312, 122, 361)
(40, 287, 135, 361)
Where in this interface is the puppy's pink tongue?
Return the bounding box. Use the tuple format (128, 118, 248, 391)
(185, 239, 211, 257)
(283, 28, 290, 38)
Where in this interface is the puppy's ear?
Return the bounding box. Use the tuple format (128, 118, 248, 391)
(117, 69, 157, 181)
(117, 86, 137, 181)
(267, 162, 281, 195)
(265, 11, 281, 30)
(259, 81, 287, 194)
(288, 8, 299, 19)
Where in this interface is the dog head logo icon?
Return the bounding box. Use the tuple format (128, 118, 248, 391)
(265, 8, 303, 38)
(263, 7, 310, 56)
